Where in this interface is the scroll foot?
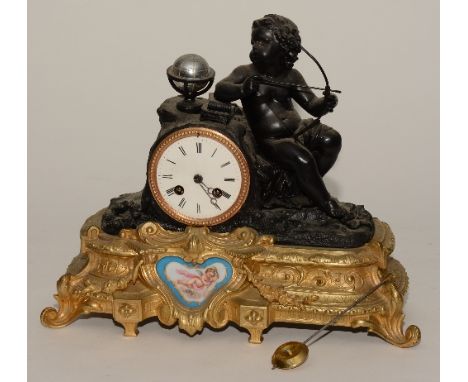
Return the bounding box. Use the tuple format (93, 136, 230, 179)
(361, 282, 421, 348)
(367, 320, 421, 348)
(40, 274, 88, 328)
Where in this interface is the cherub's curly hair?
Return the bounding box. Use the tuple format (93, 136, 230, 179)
(252, 14, 301, 69)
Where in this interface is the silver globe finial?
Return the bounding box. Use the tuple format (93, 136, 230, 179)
(167, 54, 215, 113)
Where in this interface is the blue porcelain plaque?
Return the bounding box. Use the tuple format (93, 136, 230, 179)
(156, 256, 233, 308)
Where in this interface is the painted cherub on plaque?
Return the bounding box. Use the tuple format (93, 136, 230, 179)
(156, 257, 232, 308)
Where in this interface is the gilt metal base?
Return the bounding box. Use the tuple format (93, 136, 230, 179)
(41, 209, 420, 348)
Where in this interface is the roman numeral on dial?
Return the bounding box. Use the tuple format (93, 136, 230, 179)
(178, 146, 187, 156)
(166, 187, 176, 196)
(178, 198, 187, 208)
(196, 142, 202, 153)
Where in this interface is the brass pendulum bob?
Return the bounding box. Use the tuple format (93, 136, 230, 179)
(271, 275, 393, 370)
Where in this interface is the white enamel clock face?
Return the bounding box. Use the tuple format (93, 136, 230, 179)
(148, 127, 250, 226)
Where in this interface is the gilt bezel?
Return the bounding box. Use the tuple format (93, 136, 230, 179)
(148, 126, 250, 226)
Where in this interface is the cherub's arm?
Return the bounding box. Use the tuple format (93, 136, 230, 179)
(290, 69, 337, 118)
(214, 65, 250, 103)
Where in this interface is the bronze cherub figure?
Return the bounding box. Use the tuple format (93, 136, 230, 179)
(215, 14, 346, 220)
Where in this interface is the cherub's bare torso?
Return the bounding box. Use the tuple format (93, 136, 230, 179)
(223, 64, 304, 139)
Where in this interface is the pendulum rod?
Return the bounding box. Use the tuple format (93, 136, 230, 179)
(302, 275, 392, 347)
(271, 275, 393, 370)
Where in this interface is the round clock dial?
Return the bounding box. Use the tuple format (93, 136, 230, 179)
(148, 127, 250, 226)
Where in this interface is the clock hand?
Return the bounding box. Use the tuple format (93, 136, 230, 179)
(200, 183, 230, 203)
(197, 180, 212, 195)
(196, 178, 222, 210)
(202, 182, 214, 195)
(210, 197, 222, 210)
(198, 183, 222, 210)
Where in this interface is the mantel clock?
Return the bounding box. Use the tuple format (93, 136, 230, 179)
(41, 15, 420, 364)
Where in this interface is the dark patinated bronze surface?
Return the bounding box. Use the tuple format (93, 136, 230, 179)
(102, 14, 375, 247)
(101, 95, 374, 248)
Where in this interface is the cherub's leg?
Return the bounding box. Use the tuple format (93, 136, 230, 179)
(260, 138, 331, 208)
(303, 123, 342, 177)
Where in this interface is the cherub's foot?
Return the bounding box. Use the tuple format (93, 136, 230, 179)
(322, 198, 348, 219)
(322, 198, 360, 229)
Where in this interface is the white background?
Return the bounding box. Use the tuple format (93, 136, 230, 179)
(26, 1, 440, 381)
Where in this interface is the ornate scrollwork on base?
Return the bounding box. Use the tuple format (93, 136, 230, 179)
(42, 210, 420, 349)
(135, 221, 271, 336)
(41, 274, 88, 328)
(358, 282, 421, 347)
(41, 222, 142, 329)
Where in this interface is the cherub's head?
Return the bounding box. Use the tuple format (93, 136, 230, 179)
(204, 267, 219, 282)
(250, 14, 301, 70)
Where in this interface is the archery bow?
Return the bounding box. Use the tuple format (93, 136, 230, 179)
(248, 45, 340, 139)
(291, 45, 340, 138)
